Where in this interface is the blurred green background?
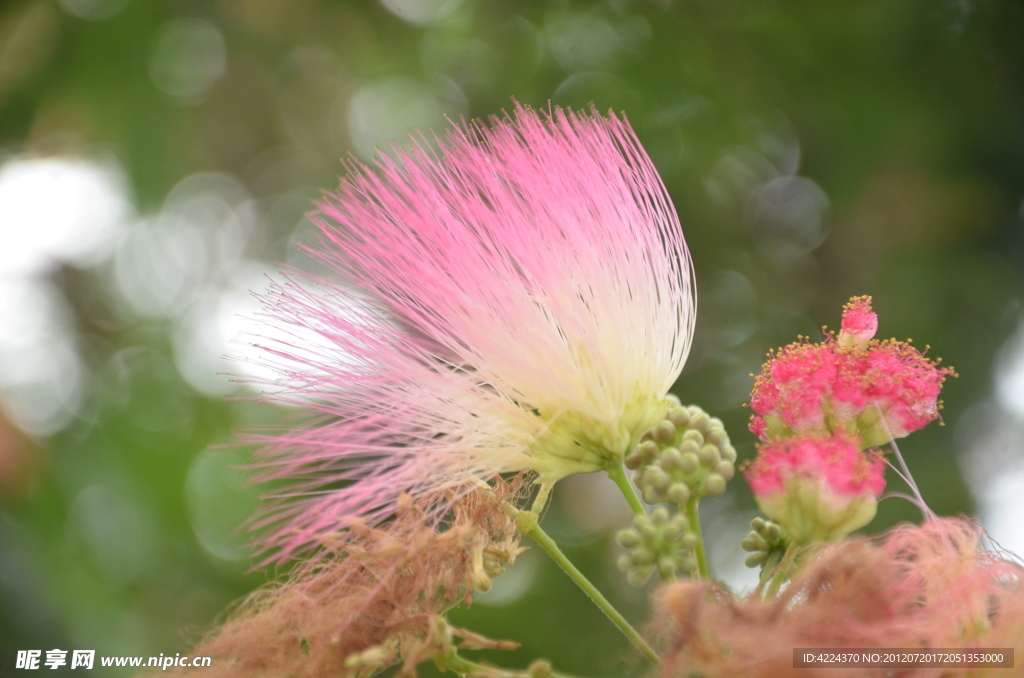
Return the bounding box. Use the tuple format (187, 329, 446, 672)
(1, 0, 1024, 675)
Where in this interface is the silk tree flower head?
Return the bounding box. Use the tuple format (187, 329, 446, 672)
(743, 432, 886, 543)
(246, 105, 695, 562)
(749, 296, 954, 446)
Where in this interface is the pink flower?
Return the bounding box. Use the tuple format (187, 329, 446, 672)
(860, 339, 952, 437)
(837, 295, 877, 350)
(246, 105, 695, 562)
(743, 432, 886, 542)
(748, 297, 954, 444)
(749, 340, 836, 436)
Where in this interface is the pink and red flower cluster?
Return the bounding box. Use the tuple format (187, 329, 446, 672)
(743, 297, 954, 543)
(744, 432, 886, 542)
(744, 432, 886, 499)
(749, 296, 955, 443)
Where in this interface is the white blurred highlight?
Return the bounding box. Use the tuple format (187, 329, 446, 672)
(0, 278, 82, 435)
(0, 154, 131, 436)
(377, 0, 464, 26)
(114, 172, 252, 318)
(995, 319, 1024, 419)
(0, 156, 130, 275)
(957, 315, 1024, 558)
(58, 0, 129, 21)
(173, 263, 277, 397)
(982, 459, 1024, 556)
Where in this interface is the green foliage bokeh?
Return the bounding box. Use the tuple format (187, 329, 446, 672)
(1, 0, 1023, 675)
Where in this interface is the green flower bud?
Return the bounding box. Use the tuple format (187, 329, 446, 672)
(667, 407, 691, 428)
(616, 504, 701, 587)
(706, 427, 729, 448)
(660, 446, 683, 470)
(667, 483, 690, 505)
(681, 429, 704, 447)
(653, 420, 676, 443)
(629, 401, 736, 506)
(703, 473, 726, 496)
(689, 410, 711, 433)
(653, 469, 673, 492)
(631, 547, 654, 566)
(745, 551, 769, 567)
(617, 530, 640, 549)
(679, 452, 701, 474)
(716, 461, 736, 481)
(698, 444, 721, 467)
(638, 440, 660, 464)
(741, 534, 768, 552)
(742, 516, 791, 572)
(627, 569, 651, 587)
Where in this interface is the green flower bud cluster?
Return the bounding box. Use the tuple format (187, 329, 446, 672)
(741, 516, 789, 570)
(616, 507, 697, 586)
(625, 404, 737, 506)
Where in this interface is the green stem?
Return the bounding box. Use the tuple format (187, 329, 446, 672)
(765, 546, 798, 599)
(606, 464, 646, 517)
(502, 503, 660, 666)
(754, 549, 783, 597)
(531, 482, 554, 513)
(684, 496, 710, 580)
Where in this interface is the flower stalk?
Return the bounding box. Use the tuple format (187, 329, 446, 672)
(684, 497, 710, 580)
(764, 545, 799, 599)
(606, 463, 646, 518)
(501, 503, 660, 666)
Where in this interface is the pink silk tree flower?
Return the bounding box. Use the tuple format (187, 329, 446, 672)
(245, 105, 695, 562)
(748, 340, 837, 438)
(743, 432, 886, 543)
(749, 297, 954, 446)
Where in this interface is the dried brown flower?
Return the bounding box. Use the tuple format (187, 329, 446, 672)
(653, 518, 1024, 678)
(146, 476, 527, 678)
